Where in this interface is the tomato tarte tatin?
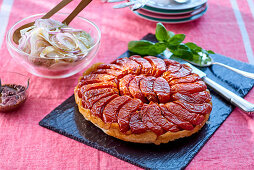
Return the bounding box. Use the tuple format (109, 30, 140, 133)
(74, 56, 212, 145)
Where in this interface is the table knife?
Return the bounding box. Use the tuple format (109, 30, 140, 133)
(169, 56, 254, 114)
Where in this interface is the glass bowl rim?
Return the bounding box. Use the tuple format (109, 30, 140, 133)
(6, 13, 101, 59)
(0, 71, 30, 91)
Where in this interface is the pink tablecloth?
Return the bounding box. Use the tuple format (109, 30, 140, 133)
(1, 0, 254, 169)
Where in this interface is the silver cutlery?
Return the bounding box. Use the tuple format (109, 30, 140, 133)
(131, 0, 148, 11)
(189, 59, 254, 80)
(164, 49, 254, 80)
(174, 0, 190, 3)
(164, 53, 254, 114)
(113, 1, 136, 9)
(113, 0, 148, 11)
(187, 62, 254, 113)
(108, 0, 191, 10)
(108, 0, 148, 11)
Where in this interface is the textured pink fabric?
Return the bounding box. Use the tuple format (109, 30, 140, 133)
(0, 0, 254, 169)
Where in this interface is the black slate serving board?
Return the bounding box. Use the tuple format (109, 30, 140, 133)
(39, 34, 254, 170)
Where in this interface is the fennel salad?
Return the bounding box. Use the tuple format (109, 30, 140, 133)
(18, 19, 94, 69)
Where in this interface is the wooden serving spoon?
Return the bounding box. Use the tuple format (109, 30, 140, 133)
(62, 0, 93, 25)
(13, 0, 93, 45)
(13, 0, 73, 45)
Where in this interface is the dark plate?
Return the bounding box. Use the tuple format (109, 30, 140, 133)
(39, 34, 254, 170)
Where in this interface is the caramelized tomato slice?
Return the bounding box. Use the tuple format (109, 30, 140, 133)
(80, 82, 118, 93)
(118, 99, 143, 133)
(140, 76, 158, 102)
(141, 105, 164, 136)
(103, 96, 131, 123)
(172, 90, 211, 104)
(159, 104, 194, 130)
(165, 102, 205, 125)
(82, 91, 117, 109)
(113, 57, 141, 75)
(171, 81, 207, 94)
(129, 111, 147, 134)
(144, 56, 166, 77)
(83, 88, 118, 101)
(97, 64, 122, 70)
(164, 59, 181, 73)
(147, 103, 179, 132)
(93, 69, 126, 79)
(78, 74, 116, 87)
(129, 75, 147, 103)
(153, 77, 171, 103)
(119, 74, 135, 96)
(169, 73, 201, 85)
(174, 100, 212, 115)
(129, 55, 153, 75)
(91, 94, 118, 118)
(163, 64, 192, 82)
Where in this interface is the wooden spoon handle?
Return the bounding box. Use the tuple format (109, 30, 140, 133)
(63, 0, 93, 25)
(41, 0, 73, 19)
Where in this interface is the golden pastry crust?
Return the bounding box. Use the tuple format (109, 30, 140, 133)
(74, 89, 210, 144)
(74, 63, 211, 145)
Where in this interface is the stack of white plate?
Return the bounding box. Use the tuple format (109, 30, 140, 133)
(131, 0, 208, 24)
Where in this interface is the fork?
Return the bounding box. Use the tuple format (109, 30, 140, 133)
(109, 0, 149, 11)
(106, 0, 190, 10)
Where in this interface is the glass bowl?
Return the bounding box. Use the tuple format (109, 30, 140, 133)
(0, 72, 30, 112)
(6, 13, 101, 79)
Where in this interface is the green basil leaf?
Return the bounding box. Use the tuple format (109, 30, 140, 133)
(167, 44, 178, 51)
(185, 42, 202, 53)
(128, 40, 154, 49)
(128, 40, 166, 56)
(170, 44, 193, 60)
(155, 23, 170, 42)
(128, 22, 215, 64)
(128, 40, 155, 55)
(207, 50, 215, 54)
(168, 34, 185, 45)
(152, 42, 167, 55)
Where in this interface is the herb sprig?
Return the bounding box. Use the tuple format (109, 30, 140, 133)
(128, 23, 215, 63)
